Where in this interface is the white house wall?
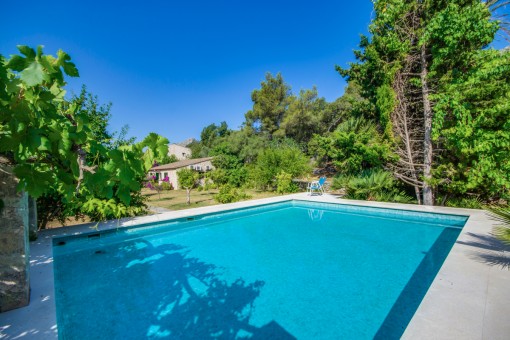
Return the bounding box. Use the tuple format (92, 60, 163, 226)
(152, 160, 214, 190)
(168, 144, 191, 160)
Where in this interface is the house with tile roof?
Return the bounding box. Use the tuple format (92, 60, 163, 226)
(148, 157, 214, 189)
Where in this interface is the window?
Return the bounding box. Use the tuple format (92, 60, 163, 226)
(195, 165, 201, 171)
(206, 165, 210, 171)
(189, 165, 194, 169)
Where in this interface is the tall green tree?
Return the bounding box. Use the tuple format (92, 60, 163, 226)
(200, 121, 229, 148)
(340, 0, 499, 205)
(245, 73, 292, 139)
(276, 87, 326, 145)
(210, 142, 247, 187)
(432, 48, 510, 200)
(212, 128, 269, 165)
(320, 82, 368, 133)
(73, 85, 112, 146)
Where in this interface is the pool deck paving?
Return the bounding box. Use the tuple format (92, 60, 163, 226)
(0, 193, 509, 339)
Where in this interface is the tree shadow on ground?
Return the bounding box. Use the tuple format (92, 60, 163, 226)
(192, 198, 214, 204)
(152, 197, 176, 202)
(56, 239, 295, 339)
(456, 232, 510, 269)
(198, 192, 216, 196)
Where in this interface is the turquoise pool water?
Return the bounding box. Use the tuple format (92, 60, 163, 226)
(53, 201, 467, 339)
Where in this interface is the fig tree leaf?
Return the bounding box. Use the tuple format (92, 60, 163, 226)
(20, 61, 48, 86)
(17, 45, 35, 59)
(6, 55, 26, 71)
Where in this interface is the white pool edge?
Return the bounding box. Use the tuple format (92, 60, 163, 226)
(0, 193, 508, 339)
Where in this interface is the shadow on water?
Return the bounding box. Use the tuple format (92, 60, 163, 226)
(373, 228, 461, 339)
(456, 232, 510, 269)
(57, 239, 295, 339)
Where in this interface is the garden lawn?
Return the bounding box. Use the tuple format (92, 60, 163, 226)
(142, 188, 281, 211)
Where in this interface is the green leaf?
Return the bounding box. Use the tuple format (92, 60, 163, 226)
(26, 129, 51, 151)
(5, 77, 22, 94)
(17, 45, 35, 59)
(62, 60, 79, 77)
(118, 163, 135, 185)
(49, 82, 64, 97)
(13, 164, 53, 198)
(20, 61, 48, 86)
(38, 136, 51, 151)
(57, 50, 79, 77)
(116, 186, 131, 205)
(39, 55, 55, 74)
(108, 149, 124, 163)
(58, 132, 72, 156)
(6, 55, 26, 71)
(36, 45, 44, 58)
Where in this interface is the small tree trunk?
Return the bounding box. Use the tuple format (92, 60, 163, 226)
(420, 43, 434, 206)
(186, 188, 191, 205)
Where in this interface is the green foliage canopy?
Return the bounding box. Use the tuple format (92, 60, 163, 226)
(338, 0, 503, 204)
(276, 87, 325, 145)
(200, 121, 229, 148)
(245, 73, 292, 138)
(311, 117, 391, 175)
(250, 141, 310, 190)
(432, 49, 510, 199)
(0, 45, 147, 223)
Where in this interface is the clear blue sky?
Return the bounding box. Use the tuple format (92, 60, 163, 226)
(2, 1, 376, 142)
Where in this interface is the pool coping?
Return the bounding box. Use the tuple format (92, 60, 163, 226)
(1, 193, 509, 339)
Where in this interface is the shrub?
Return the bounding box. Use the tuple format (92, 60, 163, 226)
(250, 143, 310, 190)
(310, 117, 392, 175)
(331, 173, 353, 191)
(276, 171, 299, 194)
(203, 182, 217, 190)
(161, 181, 172, 190)
(215, 185, 250, 204)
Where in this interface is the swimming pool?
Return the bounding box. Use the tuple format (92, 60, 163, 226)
(53, 200, 467, 339)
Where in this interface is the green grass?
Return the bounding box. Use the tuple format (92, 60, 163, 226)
(142, 188, 281, 211)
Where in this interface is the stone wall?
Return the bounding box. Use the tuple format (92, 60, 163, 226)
(0, 160, 30, 312)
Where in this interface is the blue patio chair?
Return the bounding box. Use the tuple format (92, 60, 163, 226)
(307, 177, 327, 195)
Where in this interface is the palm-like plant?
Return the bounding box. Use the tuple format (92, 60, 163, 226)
(485, 205, 510, 245)
(344, 170, 413, 203)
